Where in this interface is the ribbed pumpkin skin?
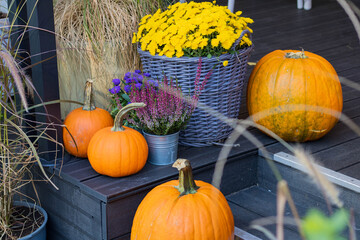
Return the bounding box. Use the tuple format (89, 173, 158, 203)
(63, 107, 114, 158)
(131, 180, 234, 240)
(87, 126, 148, 177)
(247, 50, 343, 142)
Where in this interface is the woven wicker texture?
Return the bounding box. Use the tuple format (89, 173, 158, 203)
(138, 44, 253, 147)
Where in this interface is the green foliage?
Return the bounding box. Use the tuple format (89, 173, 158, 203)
(303, 209, 349, 240)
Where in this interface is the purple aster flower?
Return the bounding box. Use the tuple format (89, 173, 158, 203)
(144, 72, 151, 77)
(138, 75, 144, 81)
(135, 70, 141, 74)
(125, 72, 132, 78)
(112, 78, 121, 86)
(109, 87, 116, 94)
(149, 80, 159, 87)
(124, 85, 131, 93)
(135, 83, 142, 90)
(114, 86, 121, 93)
(132, 77, 138, 82)
(125, 78, 132, 84)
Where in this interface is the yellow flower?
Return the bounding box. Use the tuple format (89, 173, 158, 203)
(223, 61, 228, 67)
(132, 33, 137, 44)
(165, 50, 175, 58)
(133, 1, 253, 58)
(211, 38, 220, 47)
(176, 49, 184, 58)
(235, 11, 242, 16)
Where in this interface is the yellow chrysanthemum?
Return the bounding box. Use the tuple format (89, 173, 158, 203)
(223, 61, 228, 67)
(133, 1, 253, 58)
(132, 33, 137, 44)
(211, 38, 220, 47)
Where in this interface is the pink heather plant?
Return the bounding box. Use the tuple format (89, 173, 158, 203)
(124, 59, 211, 135)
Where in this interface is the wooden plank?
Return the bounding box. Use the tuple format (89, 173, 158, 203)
(252, 21, 355, 52)
(113, 233, 131, 240)
(107, 190, 150, 239)
(340, 163, 360, 179)
(253, 12, 352, 42)
(313, 137, 360, 171)
(227, 186, 326, 222)
(27, 169, 104, 239)
(264, 111, 360, 164)
(33, 169, 103, 218)
(192, 153, 258, 195)
(46, 212, 98, 240)
(258, 157, 336, 208)
(257, 156, 360, 229)
(58, 159, 99, 181)
(228, 197, 302, 240)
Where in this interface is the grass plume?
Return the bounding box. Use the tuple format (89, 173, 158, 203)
(294, 147, 342, 208)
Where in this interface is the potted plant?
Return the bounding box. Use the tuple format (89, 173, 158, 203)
(132, 1, 254, 146)
(109, 63, 210, 165)
(0, 32, 57, 240)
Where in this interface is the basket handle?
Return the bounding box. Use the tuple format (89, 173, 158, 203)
(231, 29, 251, 51)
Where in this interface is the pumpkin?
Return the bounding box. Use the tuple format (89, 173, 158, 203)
(87, 103, 148, 177)
(131, 159, 234, 240)
(247, 50, 343, 142)
(63, 80, 114, 158)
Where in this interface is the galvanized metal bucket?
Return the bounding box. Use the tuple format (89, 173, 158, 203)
(143, 131, 179, 165)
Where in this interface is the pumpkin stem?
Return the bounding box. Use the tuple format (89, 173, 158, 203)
(173, 159, 199, 196)
(82, 80, 96, 111)
(111, 102, 146, 132)
(285, 50, 308, 59)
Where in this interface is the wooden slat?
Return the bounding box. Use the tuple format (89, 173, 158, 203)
(339, 163, 360, 179)
(314, 138, 360, 171)
(264, 115, 360, 158)
(46, 212, 98, 240)
(227, 190, 302, 240)
(26, 169, 104, 239)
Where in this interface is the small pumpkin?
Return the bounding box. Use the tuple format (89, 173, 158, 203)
(247, 50, 343, 142)
(87, 103, 148, 177)
(131, 159, 234, 240)
(63, 80, 114, 158)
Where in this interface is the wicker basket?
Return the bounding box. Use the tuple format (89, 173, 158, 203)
(138, 31, 253, 147)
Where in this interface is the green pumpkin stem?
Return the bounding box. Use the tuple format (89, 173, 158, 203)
(82, 80, 96, 111)
(285, 50, 308, 59)
(173, 159, 199, 196)
(111, 103, 146, 132)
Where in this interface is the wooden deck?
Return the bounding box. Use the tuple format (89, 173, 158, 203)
(28, 0, 360, 239)
(239, 0, 360, 178)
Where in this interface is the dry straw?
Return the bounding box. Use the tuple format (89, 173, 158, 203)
(54, 0, 170, 118)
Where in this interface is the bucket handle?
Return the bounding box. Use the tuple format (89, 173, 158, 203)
(231, 29, 252, 51)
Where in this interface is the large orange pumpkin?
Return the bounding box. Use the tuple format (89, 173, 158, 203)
(131, 159, 234, 240)
(247, 50, 343, 142)
(63, 80, 114, 158)
(87, 103, 148, 177)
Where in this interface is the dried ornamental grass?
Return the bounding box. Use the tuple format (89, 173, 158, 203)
(54, 0, 168, 118)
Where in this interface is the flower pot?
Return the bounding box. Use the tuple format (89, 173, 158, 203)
(143, 131, 179, 165)
(14, 201, 48, 240)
